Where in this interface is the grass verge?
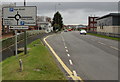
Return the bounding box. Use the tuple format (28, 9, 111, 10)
(87, 33, 120, 41)
(2, 39, 66, 80)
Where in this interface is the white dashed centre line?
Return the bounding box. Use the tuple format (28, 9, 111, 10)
(67, 54, 70, 57)
(73, 70, 77, 76)
(65, 46, 67, 49)
(69, 60, 73, 65)
(66, 49, 68, 52)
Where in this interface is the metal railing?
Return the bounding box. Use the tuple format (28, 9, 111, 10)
(2, 30, 45, 49)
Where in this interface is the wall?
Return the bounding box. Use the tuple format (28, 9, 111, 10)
(97, 16, 113, 26)
(97, 26, 120, 34)
(0, 17, 1, 39)
(113, 16, 120, 26)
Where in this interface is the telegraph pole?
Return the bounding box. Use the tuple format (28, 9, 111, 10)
(24, 0, 27, 54)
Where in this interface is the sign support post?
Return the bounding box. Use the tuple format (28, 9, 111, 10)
(24, 0, 27, 55)
(24, 30, 27, 54)
(15, 30, 18, 57)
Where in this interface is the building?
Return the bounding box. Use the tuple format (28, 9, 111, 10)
(87, 16, 99, 32)
(37, 16, 53, 32)
(76, 25, 87, 30)
(1, 3, 16, 36)
(96, 13, 120, 35)
(0, 4, 2, 39)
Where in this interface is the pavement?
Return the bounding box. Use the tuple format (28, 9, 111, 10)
(46, 31, 118, 81)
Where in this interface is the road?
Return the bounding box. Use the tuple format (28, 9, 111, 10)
(46, 31, 118, 80)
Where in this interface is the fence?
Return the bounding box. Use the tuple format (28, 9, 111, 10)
(2, 30, 45, 49)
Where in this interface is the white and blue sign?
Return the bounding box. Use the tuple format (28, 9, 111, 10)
(3, 6, 36, 26)
(20, 21, 24, 25)
(9, 8, 14, 12)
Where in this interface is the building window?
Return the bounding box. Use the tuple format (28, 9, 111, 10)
(90, 23, 93, 27)
(90, 18, 93, 22)
(100, 23, 104, 29)
(94, 24, 97, 27)
(94, 18, 97, 22)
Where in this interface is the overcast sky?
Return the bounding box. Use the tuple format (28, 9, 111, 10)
(1, 0, 119, 25)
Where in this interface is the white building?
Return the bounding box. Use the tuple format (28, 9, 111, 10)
(37, 16, 53, 33)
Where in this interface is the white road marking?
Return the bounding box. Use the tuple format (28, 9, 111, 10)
(91, 39, 95, 41)
(66, 49, 68, 52)
(73, 70, 77, 76)
(65, 46, 67, 49)
(44, 35, 84, 81)
(61, 36, 65, 41)
(67, 54, 70, 57)
(110, 46, 119, 51)
(98, 42, 106, 45)
(69, 60, 73, 65)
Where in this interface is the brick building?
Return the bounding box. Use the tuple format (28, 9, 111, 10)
(87, 16, 99, 32)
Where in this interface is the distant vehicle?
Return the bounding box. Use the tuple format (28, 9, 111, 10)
(68, 29, 72, 31)
(80, 30, 87, 35)
(64, 29, 68, 32)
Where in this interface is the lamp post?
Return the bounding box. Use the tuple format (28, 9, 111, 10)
(55, 3, 61, 13)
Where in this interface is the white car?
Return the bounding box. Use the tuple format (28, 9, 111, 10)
(80, 30, 87, 35)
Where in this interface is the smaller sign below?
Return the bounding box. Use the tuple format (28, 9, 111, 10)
(9, 26, 29, 29)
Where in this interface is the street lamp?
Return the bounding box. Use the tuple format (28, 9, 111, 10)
(55, 3, 61, 13)
(54, 3, 61, 32)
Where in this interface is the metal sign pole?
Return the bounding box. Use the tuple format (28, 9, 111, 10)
(24, 0, 27, 55)
(24, 30, 27, 54)
(15, 30, 18, 57)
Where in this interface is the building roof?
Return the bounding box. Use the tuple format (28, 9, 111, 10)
(97, 13, 120, 20)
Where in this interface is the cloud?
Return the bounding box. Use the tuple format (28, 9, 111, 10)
(26, 2, 118, 24)
(1, 0, 120, 2)
(1, 2, 118, 24)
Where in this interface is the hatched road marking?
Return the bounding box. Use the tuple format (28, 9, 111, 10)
(44, 35, 84, 81)
(110, 46, 119, 51)
(98, 42, 106, 45)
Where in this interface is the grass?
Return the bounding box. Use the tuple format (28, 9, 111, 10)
(87, 33, 120, 41)
(2, 39, 66, 80)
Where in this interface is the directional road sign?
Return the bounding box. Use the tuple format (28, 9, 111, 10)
(2, 6, 37, 26)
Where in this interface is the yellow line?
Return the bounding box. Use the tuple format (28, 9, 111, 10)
(43, 35, 84, 82)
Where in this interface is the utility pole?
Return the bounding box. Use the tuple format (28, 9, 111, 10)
(24, 0, 27, 54)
